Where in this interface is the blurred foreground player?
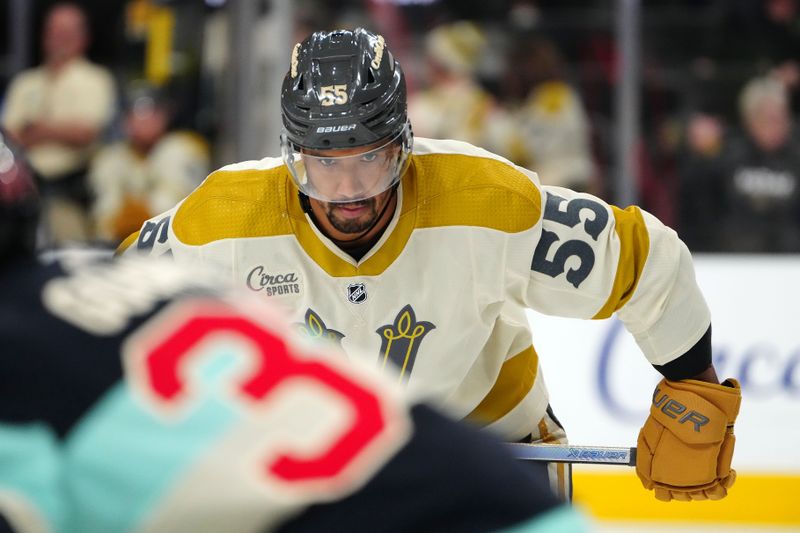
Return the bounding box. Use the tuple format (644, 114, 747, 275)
(0, 133, 587, 533)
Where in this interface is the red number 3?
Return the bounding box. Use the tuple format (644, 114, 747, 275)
(124, 300, 408, 492)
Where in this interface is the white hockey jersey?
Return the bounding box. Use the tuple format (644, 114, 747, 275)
(121, 138, 710, 442)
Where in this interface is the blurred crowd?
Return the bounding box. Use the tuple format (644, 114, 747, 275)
(3, 0, 800, 253)
(0, 2, 209, 248)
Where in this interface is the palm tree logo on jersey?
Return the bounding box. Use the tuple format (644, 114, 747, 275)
(296, 309, 345, 346)
(376, 305, 435, 383)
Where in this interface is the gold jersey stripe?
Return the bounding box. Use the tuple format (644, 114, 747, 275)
(573, 471, 800, 525)
(412, 153, 541, 232)
(466, 345, 538, 425)
(592, 205, 650, 319)
(536, 418, 569, 500)
(537, 418, 555, 443)
(116, 230, 140, 255)
(556, 463, 566, 500)
(288, 155, 541, 277)
(173, 168, 295, 245)
(169, 154, 541, 277)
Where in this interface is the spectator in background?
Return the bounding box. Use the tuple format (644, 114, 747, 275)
(764, 0, 800, 106)
(1, 2, 116, 245)
(677, 111, 727, 251)
(718, 76, 800, 252)
(89, 86, 209, 245)
(691, 0, 800, 121)
(509, 36, 595, 193)
(408, 21, 519, 161)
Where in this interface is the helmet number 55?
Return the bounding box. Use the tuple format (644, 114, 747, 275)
(320, 84, 348, 106)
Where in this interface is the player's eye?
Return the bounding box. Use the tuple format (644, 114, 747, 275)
(318, 158, 336, 167)
(360, 152, 378, 163)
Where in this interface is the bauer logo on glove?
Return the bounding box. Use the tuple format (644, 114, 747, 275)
(652, 386, 710, 433)
(636, 378, 742, 502)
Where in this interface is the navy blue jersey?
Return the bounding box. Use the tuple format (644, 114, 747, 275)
(0, 255, 586, 533)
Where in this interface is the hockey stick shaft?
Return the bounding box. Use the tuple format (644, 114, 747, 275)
(507, 443, 637, 466)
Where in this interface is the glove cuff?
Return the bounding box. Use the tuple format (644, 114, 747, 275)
(666, 378, 741, 421)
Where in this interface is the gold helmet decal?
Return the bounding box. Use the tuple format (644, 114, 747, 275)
(370, 35, 386, 69)
(290, 42, 301, 78)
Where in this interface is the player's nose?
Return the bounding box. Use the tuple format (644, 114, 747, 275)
(334, 173, 365, 198)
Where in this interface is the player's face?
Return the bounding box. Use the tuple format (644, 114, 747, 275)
(303, 141, 400, 235)
(302, 141, 400, 203)
(316, 186, 395, 235)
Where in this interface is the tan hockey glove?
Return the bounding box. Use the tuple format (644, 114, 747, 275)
(636, 378, 741, 502)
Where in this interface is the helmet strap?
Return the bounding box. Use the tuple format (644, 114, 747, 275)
(299, 191, 313, 214)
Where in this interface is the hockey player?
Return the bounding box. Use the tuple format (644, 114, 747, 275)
(120, 28, 742, 502)
(0, 131, 585, 532)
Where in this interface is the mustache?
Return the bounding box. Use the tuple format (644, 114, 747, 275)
(333, 199, 372, 208)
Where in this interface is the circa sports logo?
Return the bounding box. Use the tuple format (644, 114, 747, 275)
(246, 265, 301, 297)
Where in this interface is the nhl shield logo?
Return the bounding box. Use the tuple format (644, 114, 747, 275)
(346, 283, 368, 304)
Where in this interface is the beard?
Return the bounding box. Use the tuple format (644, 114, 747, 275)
(324, 197, 380, 234)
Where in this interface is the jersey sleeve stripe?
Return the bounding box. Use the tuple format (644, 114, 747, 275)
(116, 230, 140, 256)
(465, 345, 538, 425)
(592, 205, 650, 319)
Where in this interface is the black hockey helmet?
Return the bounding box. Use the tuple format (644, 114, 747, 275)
(281, 28, 409, 150)
(0, 129, 39, 265)
(280, 28, 412, 203)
